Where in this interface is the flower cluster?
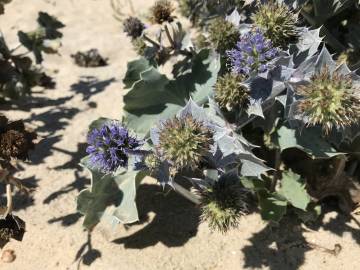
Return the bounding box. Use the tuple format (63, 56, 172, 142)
(214, 73, 249, 111)
(227, 29, 278, 75)
(295, 68, 360, 133)
(86, 121, 142, 173)
(157, 115, 214, 171)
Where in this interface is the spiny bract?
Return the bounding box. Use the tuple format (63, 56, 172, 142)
(295, 67, 360, 134)
(150, 0, 174, 24)
(208, 18, 240, 54)
(252, 0, 298, 48)
(214, 73, 249, 111)
(158, 115, 214, 171)
(199, 174, 247, 233)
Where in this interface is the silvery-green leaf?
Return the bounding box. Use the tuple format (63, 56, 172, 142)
(123, 58, 152, 89)
(177, 98, 208, 123)
(290, 27, 322, 66)
(314, 46, 337, 73)
(278, 170, 310, 210)
(123, 49, 220, 137)
(77, 158, 142, 229)
(240, 155, 272, 177)
(276, 124, 342, 158)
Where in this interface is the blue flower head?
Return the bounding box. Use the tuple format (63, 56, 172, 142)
(86, 121, 142, 173)
(227, 29, 278, 75)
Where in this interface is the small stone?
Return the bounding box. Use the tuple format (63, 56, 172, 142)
(1, 249, 16, 263)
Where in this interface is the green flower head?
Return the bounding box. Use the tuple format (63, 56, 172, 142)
(295, 67, 360, 134)
(252, 0, 298, 48)
(214, 73, 249, 111)
(208, 18, 240, 54)
(158, 115, 214, 171)
(199, 174, 248, 233)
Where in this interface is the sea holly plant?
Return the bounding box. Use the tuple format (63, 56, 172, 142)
(0, 9, 64, 101)
(77, 2, 360, 233)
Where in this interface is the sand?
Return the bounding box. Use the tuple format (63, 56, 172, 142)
(0, 0, 359, 269)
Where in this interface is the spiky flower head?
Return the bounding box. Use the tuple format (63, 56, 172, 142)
(199, 174, 248, 233)
(86, 121, 142, 173)
(123, 17, 145, 39)
(295, 67, 360, 134)
(158, 115, 214, 171)
(208, 18, 240, 54)
(0, 115, 36, 161)
(252, 0, 298, 48)
(227, 29, 278, 75)
(150, 0, 174, 24)
(214, 73, 249, 111)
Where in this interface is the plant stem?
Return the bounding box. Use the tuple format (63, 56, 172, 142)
(4, 184, 12, 217)
(164, 25, 175, 49)
(172, 182, 201, 205)
(270, 150, 281, 192)
(143, 34, 160, 48)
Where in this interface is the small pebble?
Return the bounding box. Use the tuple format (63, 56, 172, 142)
(1, 249, 16, 263)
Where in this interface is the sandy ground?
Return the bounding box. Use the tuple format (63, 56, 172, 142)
(0, 0, 360, 269)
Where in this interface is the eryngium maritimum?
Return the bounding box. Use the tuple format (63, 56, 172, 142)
(199, 174, 248, 233)
(295, 68, 360, 133)
(214, 73, 249, 111)
(158, 115, 214, 171)
(252, 1, 298, 48)
(86, 122, 142, 173)
(227, 29, 278, 75)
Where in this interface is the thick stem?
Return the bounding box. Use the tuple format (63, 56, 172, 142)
(172, 182, 201, 205)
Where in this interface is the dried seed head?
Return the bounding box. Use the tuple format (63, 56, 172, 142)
(150, 0, 174, 24)
(208, 18, 240, 54)
(214, 73, 249, 111)
(158, 115, 214, 171)
(295, 68, 360, 134)
(123, 17, 145, 39)
(0, 116, 36, 161)
(199, 174, 247, 233)
(252, 0, 298, 48)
